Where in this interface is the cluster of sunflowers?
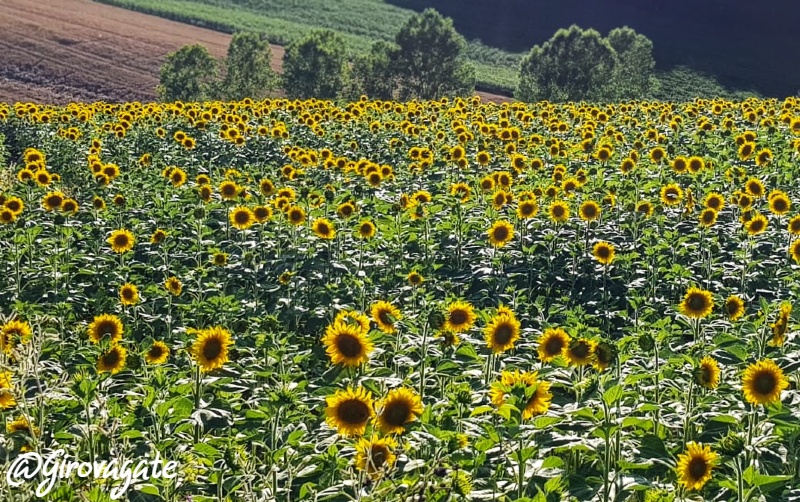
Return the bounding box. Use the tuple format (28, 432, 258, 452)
(0, 94, 799, 501)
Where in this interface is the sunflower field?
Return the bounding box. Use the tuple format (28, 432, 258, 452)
(0, 96, 800, 502)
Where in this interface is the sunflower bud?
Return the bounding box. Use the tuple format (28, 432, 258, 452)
(716, 431, 745, 457)
(427, 310, 445, 331)
(638, 333, 655, 352)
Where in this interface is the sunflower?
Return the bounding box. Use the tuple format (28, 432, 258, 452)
(724, 295, 745, 321)
(259, 178, 275, 196)
(87, 314, 124, 344)
(687, 156, 705, 174)
(150, 229, 167, 245)
(565, 338, 596, 366)
(789, 216, 800, 235)
(145, 341, 170, 365)
(42, 191, 65, 211)
(119, 283, 139, 306)
(548, 201, 570, 223)
(164, 276, 182, 296)
(228, 206, 254, 230)
(334, 310, 371, 334)
(356, 220, 376, 240)
(278, 271, 292, 284)
(0, 371, 16, 409)
(593, 341, 617, 371)
(592, 241, 615, 265)
(1, 319, 32, 355)
(325, 387, 374, 436)
(671, 156, 688, 173)
(337, 201, 356, 219)
(660, 184, 683, 206)
(742, 359, 788, 406)
(449, 182, 471, 202)
(169, 168, 187, 187)
(191, 326, 233, 372)
(744, 178, 765, 198)
(108, 229, 135, 254)
(636, 200, 654, 218)
(253, 205, 272, 223)
(444, 301, 477, 333)
(649, 147, 666, 163)
(376, 387, 423, 434)
(476, 151, 491, 166)
(3, 196, 24, 215)
(676, 442, 717, 491)
(703, 192, 725, 211)
(212, 252, 228, 267)
(769, 303, 792, 347)
(489, 370, 552, 420)
(487, 220, 514, 247)
(738, 142, 755, 161)
(745, 213, 767, 235)
(537, 327, 570, 363)
(679, 287, 714, 319)
(287, 206, 306, 226)
(768, 193, 791, 215)
(92, 196, 106, 211)
(699, 208, 718, 227)
(355, 435, 398, 476)
(97, 345, 127, 375)
(6, 415, 39, 437)
(790, 240, 800, 263)
(483, 312, 521, 354)
(322, 321, 373, 367)
(311, 218, 336, 239)
(371, 301, 402, 334)
(0, 209, 15, 224)
(516, 200, 538, 219)
(694, 356, 721, 389)
(755, 148, 773, 167)
(35, 170, 52, 187)
(579, 200, 600, 221)
(219, 180, 240, 200)
(407, 271, 424, 287)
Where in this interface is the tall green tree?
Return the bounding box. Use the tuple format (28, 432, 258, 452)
(348, 40, 397, 100)
(157, 44, 218, 102)
(607, 26, 656, 99)
(516, 25, 617, 103)
(391, 8, 475, 100)
(221, 31, 277, 100)
(282, 30, 348, 100)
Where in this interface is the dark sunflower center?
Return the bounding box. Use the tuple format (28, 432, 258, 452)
(203, 338, 223, 361)
(597, 247, 610, 259)
(553, 206, 565, 217)
(384, 401, 410, 426)
(122, 289, 134, 300)
(545, 336, 564, 356)
(754, 371, 776, 395)
(571, 342, 590, 359)
(583, 206, 597, 218)
(290, 211, 302, 222)
(235, 211, 250, 224)
(339, 399, 370, 424)
(493, 324, 513, 345)
(449, 310, 468, 326)
(703, 212, 715, 223)
(103, 350, 120, 367)
(149, 346, 164, 359)
(318, 223, 330, 234)
(521, 204, 534, 216)
(222, 186, 236, 196)
(337, 334, 362, 358)
(370, 446, 387, 466)
(493, 227, 509, 241)
(341, 206, 353, 217)
(774, 200, 788, 211)
(378, 310, 393, 326)
(688, 457, 708, 480)
(47, 196, 63, 207)
(114, 235, 129, 247)
(700, 366, 712, 384)
(97, 320, 118, 337)
(687, 294, 707, 311)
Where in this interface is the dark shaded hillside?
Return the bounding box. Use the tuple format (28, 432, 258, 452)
(389, 0, 799, 98)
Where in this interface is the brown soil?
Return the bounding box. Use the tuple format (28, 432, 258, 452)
(0, 0, 509, 104)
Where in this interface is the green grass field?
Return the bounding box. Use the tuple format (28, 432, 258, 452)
(94, 0, 522, 95)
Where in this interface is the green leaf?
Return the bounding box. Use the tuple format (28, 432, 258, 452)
(603, 384, 623, 406)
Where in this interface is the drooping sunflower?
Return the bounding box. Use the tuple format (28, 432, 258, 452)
(1, 319, 31, 355)
(676, 442, 718, 491)
(230, 206, 255, 230)
(0, 371, 16, 409)
(355, 434, 398, 476)
(322, 321, 374, 367)
(371, 301, 402, 334)
(660, 184, 684, 206)
(325, 387, 374, 436)
(108, 229, 135, 254)
(694, 356, 721, 389)
(579, 200, 601, 222)
(312, 218, 336, 239)
(357, 220, 376, 240)
(723, 295, 745, 321)
(565, 338, 596, 366)
(791, 240, 800, 263)
(592, 241, 615, 265)
(487, 220, 514, 247)
(537, 327, 571, 363)
(449, 182, 471, 202)
(548, 201, 570, 223)
(376, 387, 423, 434)
(145, 341, 170, 365)
(87, 314, 124, 344)
(742, 359, 788, 406)
(97, 345, 127, 375)
(745, 213, 767, 235)
(119, 283, 139, 306)
(191, 326, 233, 373)
(444, 300, 477, 333)
(489, 370, 552, 420)
(164, 276, 182, 296)
(699, 208, 718, 227)
(769, 302, 792, 347)
(679, 287, 714, 319)
(483, 312, 521, 354)
(593, 341, 618, 371)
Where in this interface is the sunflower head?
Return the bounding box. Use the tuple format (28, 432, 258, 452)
(97, 345, 127, 375)
(579, 200, 600, 221)
(376, 387, 423, 434)
(191, 326, 233, 373)
(357, 220, 376, 240)
(487, 220, 514, 247)
(742, 359, 788, 406)
(145, 341, 170, 365)
(548, 201, 570, 223)
(483, 312, 521, 354)
(407, 271, 424, 287)
(322, 321, 374, 367)
(489, 370, 552, 421)
(312, 218, 336, 239)
(694, 356, 721, 389)
(87, 314, 124, 344)
(108, 229, 135, 254)
(537, 327, 570, 363)
(287, 206, 306, 226)
(724, 295, 745, 321)
(444, 301, 477, 333)
(679, 287, 714, 319)
(230, 206, 255, 230)
(593, 341, 617, 371)
(355, 434, 397, 477)
(325, 387, 374, 436)
(370, 301, 402, 334)
(164, 276, 182, 296)
(119, 283, 139, 306)
(592, 241, 615, 265)
(565, 338, 596, 366)
(676, 442, 718, 491)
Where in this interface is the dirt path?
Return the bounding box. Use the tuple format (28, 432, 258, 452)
(0, 0, 508, 104)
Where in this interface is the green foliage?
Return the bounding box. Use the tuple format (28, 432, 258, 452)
(607, 26, 656, 99)
(348, 41, 397, 100)
(221, 31, 277, 100)
(390, 9, 475, 100)
(282, 30, 348, 99)
(651, 66, 760, 102)
(517, 25, 617, 103)
(157, 44, 218, 102)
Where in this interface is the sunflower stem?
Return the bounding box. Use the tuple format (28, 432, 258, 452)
(193, 365, 203, 443)
(517, 434, 525, 499)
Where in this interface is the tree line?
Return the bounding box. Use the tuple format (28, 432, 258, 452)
(158, 8, 656, 103)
